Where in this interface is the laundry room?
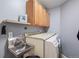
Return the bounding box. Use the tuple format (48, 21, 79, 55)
(0, 0, 79, 58)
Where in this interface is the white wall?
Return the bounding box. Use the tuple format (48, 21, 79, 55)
(0, 0, 26, 20)
(61, 0, 79, 58)
(48, 7, 61, 34)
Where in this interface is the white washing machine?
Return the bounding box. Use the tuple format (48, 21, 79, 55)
(26, 33, 59, 58)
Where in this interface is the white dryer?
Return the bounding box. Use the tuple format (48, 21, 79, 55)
(26, 33, 59, 58)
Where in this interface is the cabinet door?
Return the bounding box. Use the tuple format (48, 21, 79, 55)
(26, 0, 34, 25)
(43, 8, 47, 26)
(38, 4, 43, 26)
(26, 38, 44, 58)
(42, 7, 50, 27)
(44, 9, 50, 27)
(38, 4, 50, 27)
(34, 0, 39, 25)
(26, 0, 39, 26)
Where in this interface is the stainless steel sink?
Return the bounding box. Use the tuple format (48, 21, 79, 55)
(8, 36, 34, 57)
(8, 43, 34, 57)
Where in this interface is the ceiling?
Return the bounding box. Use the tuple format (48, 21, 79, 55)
(38, 0, 67, 9)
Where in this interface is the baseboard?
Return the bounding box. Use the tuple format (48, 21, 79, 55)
(61, 54, 68, 58)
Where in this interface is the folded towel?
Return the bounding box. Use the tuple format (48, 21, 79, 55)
(1, 25, 6, 35)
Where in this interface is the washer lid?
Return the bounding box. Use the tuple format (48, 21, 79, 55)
(27, 33, 56, 40)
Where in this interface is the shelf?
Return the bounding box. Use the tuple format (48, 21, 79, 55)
(0, 19, 31, 25)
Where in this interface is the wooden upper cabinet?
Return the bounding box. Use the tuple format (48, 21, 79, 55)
(26, 0, 50, 27)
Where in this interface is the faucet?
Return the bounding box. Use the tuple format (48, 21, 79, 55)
(21, 34, 26, 44)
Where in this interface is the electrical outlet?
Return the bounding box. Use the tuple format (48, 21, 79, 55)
(24, 27, 27, 30)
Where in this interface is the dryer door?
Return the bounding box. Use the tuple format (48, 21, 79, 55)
(45, 35, 59, 58)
